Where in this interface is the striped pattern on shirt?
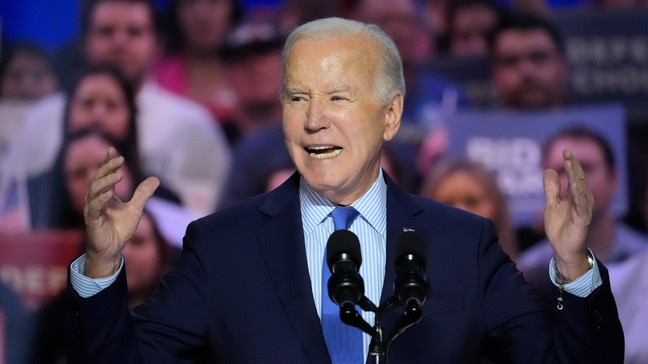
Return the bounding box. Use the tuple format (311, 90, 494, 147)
(300, 170, 387, 361)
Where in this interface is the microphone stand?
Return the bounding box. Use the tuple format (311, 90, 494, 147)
(339, 295, 424, 364)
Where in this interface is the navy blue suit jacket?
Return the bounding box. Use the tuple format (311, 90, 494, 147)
(66, 172, 623, 363)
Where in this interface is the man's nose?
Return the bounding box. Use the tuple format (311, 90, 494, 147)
(517, 57, 538, 77)
(112, 29, 129, 47)
(304, 99, 330, 131)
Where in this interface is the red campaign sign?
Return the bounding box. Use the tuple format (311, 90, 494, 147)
(0, 230, 83, 309)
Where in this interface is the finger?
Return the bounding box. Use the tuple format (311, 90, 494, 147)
(543, 169, 560, 206)
(563, 149, 594, 218)
(562, 149, 586, 188)
(104, 146, 119, 162)
(96, 154, 125, 180)
(128, 177, 160, 212)
(85, 189, 116, 220)
(86, 169, 123, 201)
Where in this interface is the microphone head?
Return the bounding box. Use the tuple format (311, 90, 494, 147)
(395, 231, 426, 261)
(326, 229, 362, 272)
(394, 230, 429, 307)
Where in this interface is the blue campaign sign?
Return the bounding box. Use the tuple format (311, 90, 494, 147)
(445, 103, 627, 227)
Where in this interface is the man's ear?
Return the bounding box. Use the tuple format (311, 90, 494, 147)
(383, 91, 403, 141)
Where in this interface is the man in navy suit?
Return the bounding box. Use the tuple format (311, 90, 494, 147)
(66, 17, 623, 363)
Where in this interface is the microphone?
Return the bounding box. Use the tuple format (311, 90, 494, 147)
(326, 230, 364, 310)
(394, 231, 429, 309)
(326, 230, 376, 335)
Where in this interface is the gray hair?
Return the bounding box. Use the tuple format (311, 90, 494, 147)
(280, 17, 406, 105)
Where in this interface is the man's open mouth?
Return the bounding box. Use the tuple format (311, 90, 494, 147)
(305, 146, 342, 159)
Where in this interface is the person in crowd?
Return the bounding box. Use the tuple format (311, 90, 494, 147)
(122, 209, 177, 310)
(0, 42, 60, 173)
(29, 208, 177, 363)
(56, 130, 137, 230)
(419, 158, 517, 261)
(1, 0, 231, 216)
(606, 248, 648, 364)
(154, 0, 242, 129)
(422, 0, 450, 50)
(444, 0, 504, 58)
(57, 130, 194, 247)
(220, 20, 285, 141)
(0, 42, 59, 101)
(519, 126, 648, 301)
(62, 66, 139, 159)
(65, 17, 622, 363)
(488, 10, 570, 109)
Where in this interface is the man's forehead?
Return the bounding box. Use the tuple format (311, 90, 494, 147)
(91, 1, 154, 26)
(497, 29, 556, 49)
(547, 138, 604, 163)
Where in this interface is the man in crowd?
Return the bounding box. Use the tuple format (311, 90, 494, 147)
(489, 11, 570, 109)
(66, 17, 622, 363)
(520, 126, 648, 300)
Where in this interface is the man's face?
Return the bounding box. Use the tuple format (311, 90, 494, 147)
(450, 5, 498, 58)
(177, 0, 233, 53)
(84, 1, 156, 84)
(492, 29, 568, 109)
(231, 51, 283, 116)
(282, 35, 402, 205)
(543, 137, 618, 218)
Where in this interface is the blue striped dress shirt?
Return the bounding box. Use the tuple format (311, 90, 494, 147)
(299, 170, 387, 362)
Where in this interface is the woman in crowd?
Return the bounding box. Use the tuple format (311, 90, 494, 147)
(419, 158, 518, 261)
(154, 0, 243, 130)
(29, 207, 177, 363)
(123, 209, 176, 310)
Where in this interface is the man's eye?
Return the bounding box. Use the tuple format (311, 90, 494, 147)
(331, 96, 347, 101)
(290, 96, 304, 102)
(97, 26, 114, 37)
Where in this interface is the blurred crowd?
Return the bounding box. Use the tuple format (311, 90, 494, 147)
(1, 0, 648, 363)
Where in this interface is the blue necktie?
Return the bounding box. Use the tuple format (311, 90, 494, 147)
(322, 206, 363, 364)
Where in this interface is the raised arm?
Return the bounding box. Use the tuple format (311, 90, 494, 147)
(84, 147, 159, 278)
(543, 148, 594, 282)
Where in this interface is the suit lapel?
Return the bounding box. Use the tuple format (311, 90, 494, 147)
(255, 174, 330, 363)
(381, 174, 425, 305)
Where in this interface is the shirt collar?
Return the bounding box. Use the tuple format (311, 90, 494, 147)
(299, 169, 387, 237)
